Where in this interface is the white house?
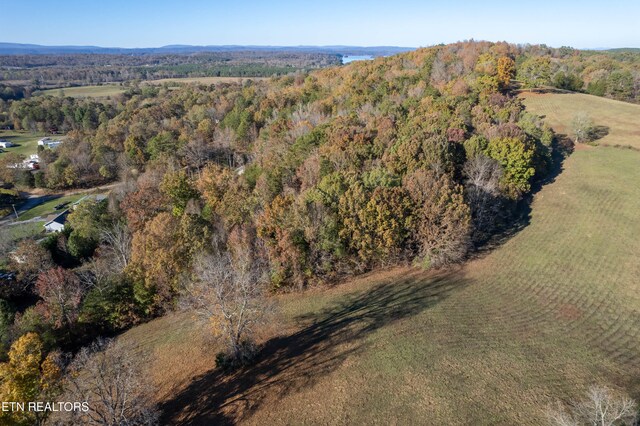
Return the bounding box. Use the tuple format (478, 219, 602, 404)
(0, 140, 15, 148)
(44, 210, 69, 233)
(38, 138, 63, 149)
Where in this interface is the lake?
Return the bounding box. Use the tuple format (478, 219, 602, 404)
(341, 55, 374, 64)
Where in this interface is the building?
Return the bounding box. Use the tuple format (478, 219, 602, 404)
(0, 140, 15, 148)
(38, 138, 63, 149)
(44, 209, 69, 233)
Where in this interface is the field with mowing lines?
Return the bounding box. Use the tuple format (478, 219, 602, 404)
(37, 85, 125, 98)
(121, 143, 640, 424)
(520, 91, 640, 149)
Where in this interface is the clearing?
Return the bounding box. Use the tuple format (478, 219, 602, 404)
(0, 130, 47, 157)
(520, 91, 640, 149)
(36, 85, 125, 98)
(118, 94, 640, 424)
(145, 76, 268, 86)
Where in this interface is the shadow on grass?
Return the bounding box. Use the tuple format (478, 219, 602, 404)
(472, 132, 573, 257)
(159, 269, 469, 425)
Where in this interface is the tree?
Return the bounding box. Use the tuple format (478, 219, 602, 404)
(486, 137, 536, 199)
(517, 56, 551, 89)
(160, 170, 199, 216)
(548, 386, 637, 426)
(51, 339, 159, 426)
(404, 169, 471, 268)
(67, 199, 110, 259)
(35, 267, 84, 329)
(463, 155, 504, 241)
(99, 221, 132, 272)
(0, 333, 61, 426)
(8, 240, 54, 295)
(496, 56, 516, 89)
(181, 249, 270, 366)
(571, 112, 594, 144)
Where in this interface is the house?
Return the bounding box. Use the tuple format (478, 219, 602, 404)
(0, 140, 15, 148)
(44, 209, 69, 233)
(38, 138, 63, 149)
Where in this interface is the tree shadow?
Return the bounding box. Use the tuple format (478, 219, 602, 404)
(159, 268, 469, 425)
(590, 125, 610, 142)
(472, 132, 573, 258)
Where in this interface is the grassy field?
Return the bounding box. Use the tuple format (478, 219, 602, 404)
(145, 76, 268, 86)
(520, 91, 640, 149)
(17, 193, 85, 221)
(117, 94, 640, 424)
(0, 130, 46, 157)
(36, 85, 125, 98)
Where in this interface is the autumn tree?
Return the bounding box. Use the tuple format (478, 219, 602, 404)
(404, 169, 471, 268)
(129, 212, 209, 313)
(256, 194, 308, 287)
(338, 181, 412, 266)
(7, 239, 54, 295)
(0, 333, 61, 426)
(35, 267, 84, 329)
(496, 56, 516, 89)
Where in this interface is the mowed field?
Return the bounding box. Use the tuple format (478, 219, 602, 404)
(119, 96, 640, 424)
(37, 85, 125, 98)
(145, 76, 268, 85)
(521, 91, 640, 149)
(0, 130, 45, 156)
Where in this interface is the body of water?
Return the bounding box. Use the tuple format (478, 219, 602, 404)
(341, 55, 374, 64)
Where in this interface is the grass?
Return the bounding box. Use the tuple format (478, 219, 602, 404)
(145, 76, 268, 86)
(17, 193, 84, 221)
(0, 130, 46, 157)
(6, 220, 46, 241)
(520, 91, 640, 149)
(36, 85, 125, 98)
(118, 96, 640, 424)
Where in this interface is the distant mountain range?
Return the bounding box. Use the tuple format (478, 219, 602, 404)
(0, 42, 415, 56)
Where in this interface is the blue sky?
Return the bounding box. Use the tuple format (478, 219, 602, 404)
(2, 0, 639, 48)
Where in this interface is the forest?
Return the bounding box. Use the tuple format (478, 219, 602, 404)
(0, 50, 341, 88)
(0, 40, 638, 424)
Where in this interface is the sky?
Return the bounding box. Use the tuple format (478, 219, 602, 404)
(2, 0, 639, 49)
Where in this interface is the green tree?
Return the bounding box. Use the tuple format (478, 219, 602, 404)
(486, 137, 536, 199)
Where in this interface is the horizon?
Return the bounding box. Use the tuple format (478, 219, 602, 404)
(2, 0, 640, 49)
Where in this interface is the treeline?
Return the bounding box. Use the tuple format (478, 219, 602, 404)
(0, 51, 341, 87)
(516, 45, 640, 103)
(0, 40, 563, 424)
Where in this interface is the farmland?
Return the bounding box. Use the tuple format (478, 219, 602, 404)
(115, 93, 640, 424)
(35, 84, 125, 98)
(520, 91, 640, 149)
(144, 76, 269, 86)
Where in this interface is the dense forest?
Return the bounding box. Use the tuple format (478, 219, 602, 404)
(0, 40, 638, 424)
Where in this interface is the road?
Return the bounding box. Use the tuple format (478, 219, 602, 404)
(0, 182, 119, 227)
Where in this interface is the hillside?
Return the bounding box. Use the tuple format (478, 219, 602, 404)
(2, 41, 640, 425)
(121, 145, 640, 425)
(521, 91, 640, 149)
(117, 90, 640, 423)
